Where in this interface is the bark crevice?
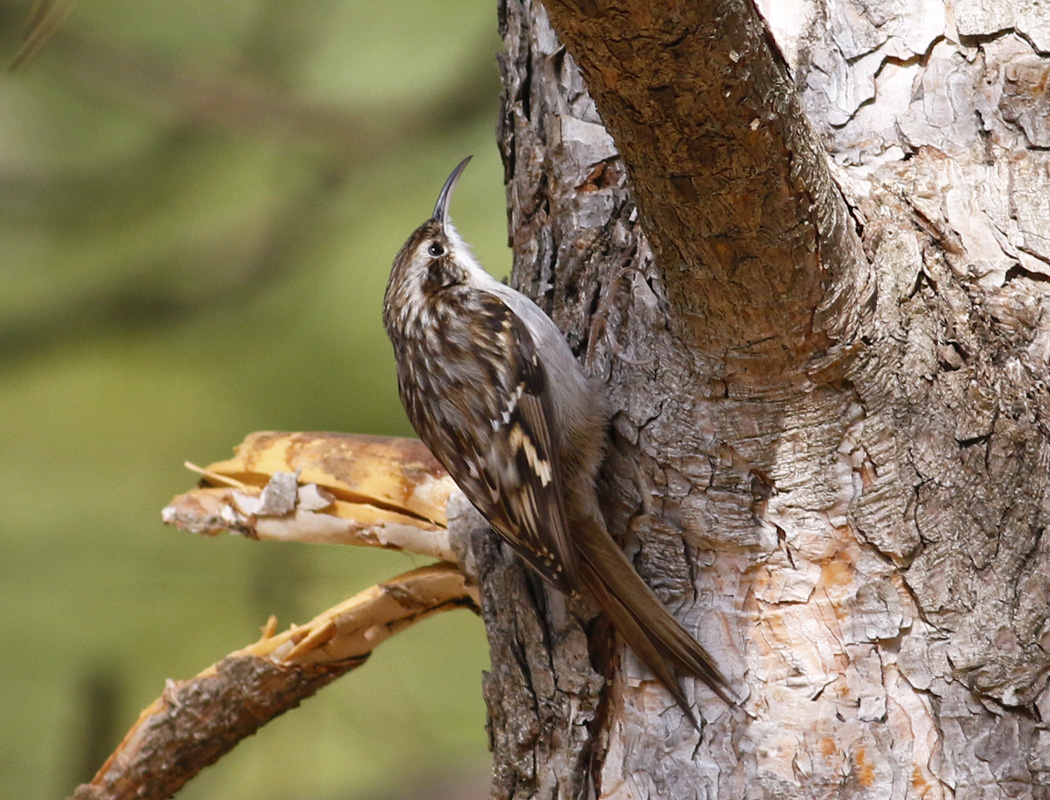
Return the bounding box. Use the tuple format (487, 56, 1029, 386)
(478, 0, 1050, 796)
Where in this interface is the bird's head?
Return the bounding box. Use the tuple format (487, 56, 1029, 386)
(386, 156, 483, 319)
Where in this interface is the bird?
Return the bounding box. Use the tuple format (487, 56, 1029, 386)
(382, 155, 734, 727)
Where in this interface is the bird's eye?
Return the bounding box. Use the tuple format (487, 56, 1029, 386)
(427, 242, 445, 258)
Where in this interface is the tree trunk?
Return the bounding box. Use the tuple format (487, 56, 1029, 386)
(470, 0, 1050, 797)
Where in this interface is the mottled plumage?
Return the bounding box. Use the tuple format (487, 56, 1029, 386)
(382, 157, 734, 725)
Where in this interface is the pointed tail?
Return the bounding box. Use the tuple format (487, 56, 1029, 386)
(573, 516, 735, 726)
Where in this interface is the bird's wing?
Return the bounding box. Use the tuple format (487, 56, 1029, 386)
(457, 292, 580, 594)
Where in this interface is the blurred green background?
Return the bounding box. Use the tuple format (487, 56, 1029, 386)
(0, 2, 509, 798)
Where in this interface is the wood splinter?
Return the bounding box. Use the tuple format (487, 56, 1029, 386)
(70, 431, 476, 800)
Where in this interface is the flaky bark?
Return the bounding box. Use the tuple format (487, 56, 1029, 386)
(70, 564, 478, 800)
(540, 0, 873, 379)
(165, 432, 457, 557)
(478, 0, 1050, 798)
(70, 435, 477, 800)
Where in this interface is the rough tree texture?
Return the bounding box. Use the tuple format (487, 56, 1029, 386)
(468, 0, 1050, 798)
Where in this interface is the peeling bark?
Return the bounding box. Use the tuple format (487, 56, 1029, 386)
(476, 0, 1050, 798)
(539, 0, 874, 381)
(69, 565, 478, 800)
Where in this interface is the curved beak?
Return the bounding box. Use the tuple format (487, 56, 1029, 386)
(432, 155, 472, 228)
